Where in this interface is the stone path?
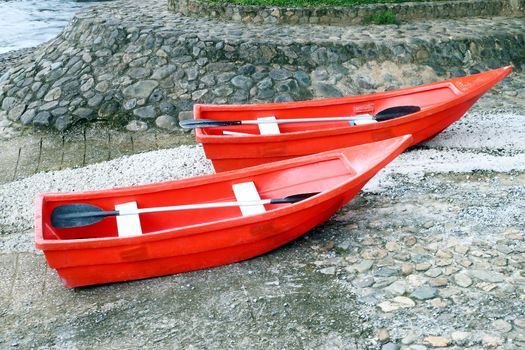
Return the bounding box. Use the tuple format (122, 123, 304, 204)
(0, 125, 194, 185)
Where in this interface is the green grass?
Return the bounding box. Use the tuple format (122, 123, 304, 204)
(363, 10, 399, 24)
(205, 0, 427, 7)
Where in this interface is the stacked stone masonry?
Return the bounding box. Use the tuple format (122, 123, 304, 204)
(170, 0, 525, 26)
(0, 0, 524, 131)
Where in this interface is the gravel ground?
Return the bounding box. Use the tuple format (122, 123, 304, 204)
(0, 107, 524, 348)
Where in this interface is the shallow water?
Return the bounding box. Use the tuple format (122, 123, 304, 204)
(0, 0, 106, 54)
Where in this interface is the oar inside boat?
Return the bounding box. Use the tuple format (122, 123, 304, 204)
(51, 192, 320, 229)
(179, 105, 421, 129)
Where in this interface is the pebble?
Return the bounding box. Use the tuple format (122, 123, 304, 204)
(377, 328, 390, 342)
(469, 269, 505, 283)
(155, 115, 177, 130)
(481, 334, 503, 347)
(415, 263, 431, 271)
(423, 336, 449, 347)
(355, 260, 374, 273)
(401, 332, 418, 345)
(377, 296, 415, 312)
(381, 343, 400, 350)
(411, 286, 438, 300)
(126, 119, 148, 132)
(492, 319, 512, 333)
(450, 331, 470, 344)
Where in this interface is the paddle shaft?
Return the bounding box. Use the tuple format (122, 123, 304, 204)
(239, 114, 372, 125)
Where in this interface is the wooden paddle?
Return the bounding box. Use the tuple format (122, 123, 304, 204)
(179, 106, 421, 129)
(51, 192, 320, 229)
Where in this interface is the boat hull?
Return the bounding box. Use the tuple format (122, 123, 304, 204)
(35, 137, 411, 287)
(195, 67, 511, 172)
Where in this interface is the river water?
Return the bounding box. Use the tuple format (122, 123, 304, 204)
(0, 0, 106, 54)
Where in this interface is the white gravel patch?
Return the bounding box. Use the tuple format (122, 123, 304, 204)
(0, 112, 523, 237)
(0, 145, 213, 235)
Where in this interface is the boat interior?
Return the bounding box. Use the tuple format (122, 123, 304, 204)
(197, 81, 464, 136)
(41, 153, 359, 241)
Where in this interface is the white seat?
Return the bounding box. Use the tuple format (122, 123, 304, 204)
(257, 116, 281, 135)
(115, 201, 143, 237)
(232, 182, 267, 216)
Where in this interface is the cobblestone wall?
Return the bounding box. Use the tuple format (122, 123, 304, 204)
(169, 0, 524, 25)
(0, 0, 524, 132)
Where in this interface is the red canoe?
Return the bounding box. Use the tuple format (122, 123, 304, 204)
(194, 66, 511, 172)
(35, 135, 412, 287)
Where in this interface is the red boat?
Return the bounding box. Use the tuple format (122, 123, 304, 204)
(35, 135, 412, 287)
(192, 66, 511, 172)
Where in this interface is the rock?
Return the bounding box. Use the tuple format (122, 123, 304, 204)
(429, 298, 446, 308)
(429, 277, 449, 287)
(469, 269, 505, 283)
(55, 115, 73, 131)
(127, 67, 150, 79)
(353, 276, 375, 288)
(313, 83, 342, 98)
(377, 328, 390, 342)
(269, 68, 292, 81)
(80, 77, 94, 92)
(401, 263, 414, 275)
(451, 331, 470, 345)
(126, 120, 148, 132)
(385, 241, 400, 252)
(425, 268, 442, 278)
(87, 94, 104, 107)
(39, 101, 59, 111)
(361, 248, 388, 260)
(155, 115, 177, 130)
(423, 336, 449, 347)
(514, 319, 525, 329)
(319, 266, 336, 275)
(7, 104, 26, 121)
(377, 296, 415, 312)
(411, 286, 438, 300)
(192, 89, 208, 100)
(133, 106, 156, 119)
(353, 260, 373, 273)
(44, 87, 61, 102)
(481, 335, 503, 348)
(238, 64, 256, 75)
(19, 109, 36, 124)
(492, 319, 512, 333)
(231, 75, 254, 90)
(375, 267, 400, 278)
(32, 111, 51, 127)
(383, 279, 407, 295)
(381, 343, 400, 350)
(454, 273, 473, 287)
(294, 71, 311, 87)
(123, 99, 137, 110)
(51, 107, 68, 117)
(178, 111, 193, 121)
(98, 101, 120, 118)
(123, 80, 159, 99)
(2, 96, 17, 110)
(403, 235, 417, 246)
(415, 262, 432, 271)
(402, 332, 418, 345)
(73, 107, 93, 120)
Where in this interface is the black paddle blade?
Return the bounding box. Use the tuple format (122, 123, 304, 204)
(51, 204, 117, 229)
(375, 105, 421, 121)
(179, 119, 242, 129)
(270, 192, 320, 204)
